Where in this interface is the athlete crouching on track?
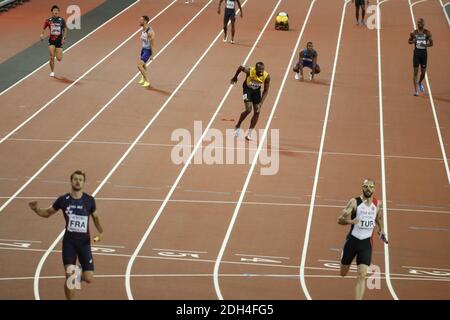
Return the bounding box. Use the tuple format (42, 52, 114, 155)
(337, 179, 388, 300)
(29, 170, 103, 300)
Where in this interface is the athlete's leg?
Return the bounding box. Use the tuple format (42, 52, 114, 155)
(223, 14, 230, 41)
(78, 238, 95, 284)
(298, 62, 305, 79)
(138, 60, 149, 82)
(81, 271, 94, 284)
(413, 66, 419, 95)
(230, 15, 236, 42)
(419, 66, 426, 84)
(340, 264, 351, 277)
(249, 103, 261, 130)
(361, 3, 366, 23)
(355, 3, 360, 24)
(236, 101, 253, 129)
(48, 45, 56, 73)
(55, 47, 63, 62)
(62, 238, 77, 299)
(64, 265, 77, 300)
(315, 64, 321, 74)
(355, 264, 369, 300)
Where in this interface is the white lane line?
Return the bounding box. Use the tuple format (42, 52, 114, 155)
(402, 265, 450, 271)
(411, 0, 428, 7)
(441, 0, 450, 27)
(0, 0, 213, 214)
(8, 137, 449, 161)
(2, 195, 449, 214)
(3, 273, 450, 283)
(125, 0, 280, 301)
(214, 0, 319, 301)
(299, 0, 350, 301)
(377, 0, 398, 300)
(408, 0, 450, 185)
(0, 238, 41, 243)
(2, 246, 448, 282)
(0, 0, 178, 145)
(0, 0, 142, 97)
(234, 254, 290, 260)
(409, 226, 450, 232)
(152, 248, 208, 254)
(32, 0, 218, 301)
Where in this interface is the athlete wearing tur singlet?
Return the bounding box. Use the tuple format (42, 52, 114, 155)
(29, 170, 103, 300)
(137, 15, 155, 88)
(231, 62, 271, 141)
(40, 5, 67, 77)
(293, 42, 320, 81)
(408, 18, 433, 96)
(337, 179, 388, 300)
(218, 0, 243, 44)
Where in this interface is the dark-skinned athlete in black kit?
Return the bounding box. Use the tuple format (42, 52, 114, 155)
(408, 18, 433, 96)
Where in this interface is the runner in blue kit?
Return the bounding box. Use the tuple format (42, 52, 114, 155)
(337, 179, 388, 300)
(137, 15, 155, 88)
(218, 0, 243, 44)
(293, 42, 320, 81)
(29, 170, 103, 300)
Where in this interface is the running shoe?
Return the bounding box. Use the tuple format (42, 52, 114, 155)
(418, 82, 425, 93)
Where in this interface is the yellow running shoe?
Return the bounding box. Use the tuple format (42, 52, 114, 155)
(142, 81, 150, 88)
(138, 75, 145, 84)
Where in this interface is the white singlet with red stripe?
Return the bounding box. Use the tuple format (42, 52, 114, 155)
(351, 198, 378, 240)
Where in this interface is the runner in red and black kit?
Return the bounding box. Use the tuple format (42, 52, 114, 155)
(40, 5, 67, 77)
(408, 18, 433, 96)
(29, 170, 103, 300)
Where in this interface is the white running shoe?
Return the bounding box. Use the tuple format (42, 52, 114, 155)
(231, 39, 235, 44)
(294, 73, 300, 80)
(234, 127, 241, 137)
(223, 36, 227, 42)
(245, 129, 255, 141)
(50, 72, 55, 77)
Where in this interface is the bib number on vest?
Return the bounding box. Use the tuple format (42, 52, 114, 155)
(67, 214, 88, 233)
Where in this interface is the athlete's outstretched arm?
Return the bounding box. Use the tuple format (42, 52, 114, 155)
(261, 75, 270, 105)
(91, 211, 104, 242)
(230, 65, 250, 84)
(338, 198, 358, 225)
(29, 201, 57, 218)
(236, 0, 243, 17)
